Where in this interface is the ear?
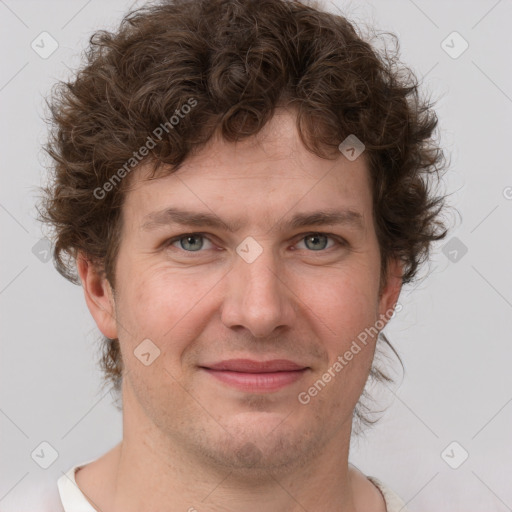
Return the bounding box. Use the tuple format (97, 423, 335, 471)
(77, 251, 118, 340)
(377, 257, 403, 326)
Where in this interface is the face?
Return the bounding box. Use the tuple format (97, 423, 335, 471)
(81, 108, 402, 474)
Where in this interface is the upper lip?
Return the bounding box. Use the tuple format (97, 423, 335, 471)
(202, 359, 307, 373)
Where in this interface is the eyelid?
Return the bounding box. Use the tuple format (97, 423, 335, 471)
(164, 231, 347, 252)
(165, 232, 216, 251)
(294, 232, 347, 250)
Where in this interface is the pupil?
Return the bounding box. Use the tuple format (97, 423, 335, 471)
(182, 235, 202, 251)
(306, 234, 326, 250)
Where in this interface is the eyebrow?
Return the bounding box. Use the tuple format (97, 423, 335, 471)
(140, 207, 365, 233)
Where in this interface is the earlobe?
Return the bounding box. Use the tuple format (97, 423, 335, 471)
(77, 252, 118, 340)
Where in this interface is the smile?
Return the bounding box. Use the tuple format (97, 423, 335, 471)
(200, 359, 309, 393)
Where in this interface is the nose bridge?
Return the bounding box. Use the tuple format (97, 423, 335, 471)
(221, 240, 295, 337)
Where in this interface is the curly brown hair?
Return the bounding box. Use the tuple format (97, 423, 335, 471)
(37, 0, 450, 432)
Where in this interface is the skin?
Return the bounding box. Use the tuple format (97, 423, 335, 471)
(76, 108, 402, 512)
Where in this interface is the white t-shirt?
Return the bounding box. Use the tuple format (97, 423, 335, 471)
(19, 460, 409, 511)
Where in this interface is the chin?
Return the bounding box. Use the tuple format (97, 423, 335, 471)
(194, 414, 324, 474)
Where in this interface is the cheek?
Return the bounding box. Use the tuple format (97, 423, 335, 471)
(302, 268, 379, 344)
(116, 268, 214, 370)
(301, 269, 380, 397)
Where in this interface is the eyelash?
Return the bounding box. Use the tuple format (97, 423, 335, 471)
(163, 232, 347, 254)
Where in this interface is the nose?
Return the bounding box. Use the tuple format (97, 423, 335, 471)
(220, 244, 297, 339)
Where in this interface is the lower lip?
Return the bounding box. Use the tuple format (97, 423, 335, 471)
(202, 368, 308, 392)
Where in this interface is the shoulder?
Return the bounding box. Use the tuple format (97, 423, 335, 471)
(349, 464, 408, 512)
(366, 475, 409, 512)
(349, 465, 387, 511)
(0, 476, 65, 512)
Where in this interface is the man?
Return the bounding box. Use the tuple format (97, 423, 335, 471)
(36, 0, 448, 510)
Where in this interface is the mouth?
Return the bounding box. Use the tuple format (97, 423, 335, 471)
(199, 359, 309, 393)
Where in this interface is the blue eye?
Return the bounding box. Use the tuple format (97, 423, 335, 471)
(164, 232, 345, 254)
(297, 233, 334, 251)
(168, 233, 214, 252)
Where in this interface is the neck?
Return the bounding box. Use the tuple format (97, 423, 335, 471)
(111, 438, 357, 512)
(82, 382, 360, 512)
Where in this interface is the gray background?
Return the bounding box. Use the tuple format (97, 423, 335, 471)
(1, 0, 511, 510)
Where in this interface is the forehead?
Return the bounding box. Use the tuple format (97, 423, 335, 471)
(121, 109, 373, 231)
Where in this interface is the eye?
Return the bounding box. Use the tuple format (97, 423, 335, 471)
(166, 233, 215, 252)
(163, 232, 346, 255)
(294, 233, 345, 251)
